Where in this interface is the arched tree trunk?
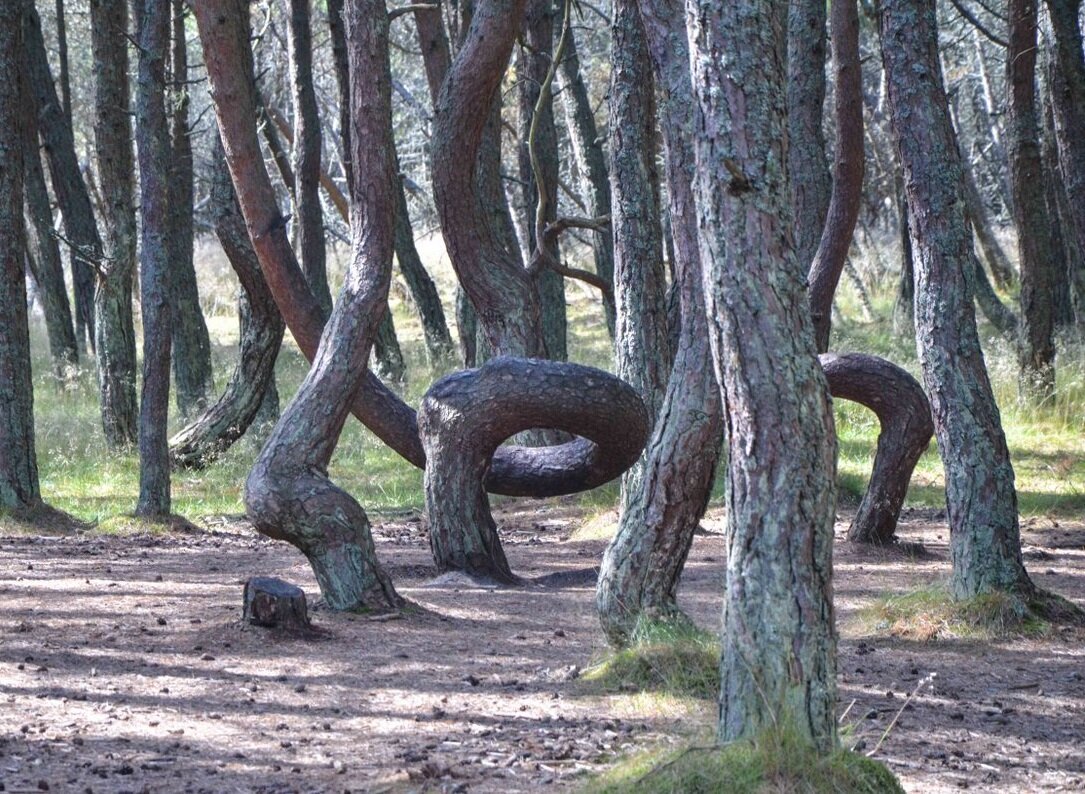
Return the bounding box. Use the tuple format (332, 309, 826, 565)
(596, 0, 723, 647)
(880, 0, 1076, 616)
(431, 0, 544, 358)
(133, 0, 173, 518)
(557, 25, 616, 334)
(169, 131, 285, 469)
(419, 358, 648, 583)
(688, 0, 839, 751)
(245, 0, 401, 612)
(1, 2, 43, 514)
(195, 0, 643, 499)
(169, 0, 216, 420)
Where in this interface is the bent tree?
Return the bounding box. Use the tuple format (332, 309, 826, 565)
(880, 0, 1080, 618)
(244, 0, 401, 611)
(688, 0, 839, 751)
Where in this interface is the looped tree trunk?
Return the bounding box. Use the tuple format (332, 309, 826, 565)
(821, 353, 934, 544)
(418, 357, 649, 584)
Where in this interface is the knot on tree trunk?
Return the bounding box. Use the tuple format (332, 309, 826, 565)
(418, 357, 649, 584)
(820, 353, 934, 544)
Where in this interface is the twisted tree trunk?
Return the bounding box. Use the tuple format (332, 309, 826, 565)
(245, 0, 401, 612)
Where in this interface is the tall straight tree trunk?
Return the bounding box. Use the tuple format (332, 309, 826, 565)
(557, 25, 616, 334)
(1007, 0, 1058, 399)
(880, 0, 1075, 615)
(90, 0, 139, 449)
(518, 0, 566, 361)
(788, 0, 831, 275)
(246, 0, 401, 612)
(23, 3, 98, 358)
(169, 0, 215, 420)
(134, 0, 173, 518)
(1040, 88, 1075, 327)
(54, 0, 72, 128)
(597, 0, 723, 646)
(0, 1, 43, 514)
(169, 131, 285, 468)
(287, 0, 332, 316)
(687, 0, 839, 751)
(22, 113, 78, 373)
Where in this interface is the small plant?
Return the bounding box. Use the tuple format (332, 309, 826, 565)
(863, 585, 1054, 641)
(581, 617, 719, 701)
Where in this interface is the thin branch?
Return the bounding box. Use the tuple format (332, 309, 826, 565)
(389, 3, 438, 21)
(947, 0, 1007, 48)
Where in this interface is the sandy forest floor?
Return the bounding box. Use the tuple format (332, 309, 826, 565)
(1, 503, 1083, 793)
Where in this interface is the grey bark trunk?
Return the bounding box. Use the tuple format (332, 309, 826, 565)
(557, 26, 616, 334)
(0, 2, 42, 514)
(596, 0, 723, 647)
(169, 131, 285, 469)
(134, 0, 173, 517)
(89, 0, 139, 451)
(688, 0, 839, 751)
(245, 0, 401, 612)
(169, 0, 216, 420)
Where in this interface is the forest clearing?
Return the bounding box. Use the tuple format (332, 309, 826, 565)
(3, 0, 1085, 791)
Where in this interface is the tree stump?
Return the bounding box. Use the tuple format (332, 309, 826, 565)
(242, 577, 311, 631)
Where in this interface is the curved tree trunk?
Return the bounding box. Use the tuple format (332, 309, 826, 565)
(419, 358, 648, 583)
(1, 3, 42, 514)
(597, 0, 723, 647)
(880, 0, 1069, 613)
(134, 0, 173, 518)
(688, 0, 839, 751)
(169, 131, 285, 469)
(557, 26, 616, 334)
(372, 308, 406, 385)
(961, 162, 1016, 289)
(788, 0, 832, 276)
(21, 109, 78, 374)
(245, 0, 401, 612)
(169, 0, 216, 420)
(287, 0, 332, 316)
(1007, 0, 1057, 400)
(808, 0, 863, 353)
(23, 2, 96, 357)
(195, 0, 640, 499)
(431, 0, 543, 358)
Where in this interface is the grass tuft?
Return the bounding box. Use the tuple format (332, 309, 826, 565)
(863, 585, 1053, 641)
(587, 728, 903, 793)
(582, 618, 719, 701)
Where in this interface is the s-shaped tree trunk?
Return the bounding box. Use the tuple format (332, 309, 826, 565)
(245, 0, 401, 612)
(688, 0, 839, 752)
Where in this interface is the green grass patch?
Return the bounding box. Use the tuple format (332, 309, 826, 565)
(582, 619, 719, 701)
(861, 585, 1054, 641)
(587, 729, 903, 794)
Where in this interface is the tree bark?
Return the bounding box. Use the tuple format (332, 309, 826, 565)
(169, 0, 216, 420)
(596, 0, 723, 647)
(961, 162, 1016, 289)
(372, 308, 406, 384)
(89, 0, 139, 450)
(1007, 0, 1057, 399)
(0, 1, 42, 514)
(419, 358, 648, 583)
(169, 131, 285, 469)
(21, 110, 78, 373)
(431, 0, 544, 358)
(557, 25, 616, 334)
(808, 0, 864, 353)
(788, 0, 832, 276)
(245, 0, 401, 612)
(195, 0, 643, 499)
(287, 0, 332, 317)
(688, 0, 839, 751)
(23, 2, 96, 357)
(880, 0, 1051, 605)
(134, 0, 173, 518)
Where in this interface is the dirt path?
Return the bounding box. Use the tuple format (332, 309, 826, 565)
(0, 504, 1082, 793)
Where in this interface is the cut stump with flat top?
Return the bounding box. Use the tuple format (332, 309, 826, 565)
(243, 576, 311, 631)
